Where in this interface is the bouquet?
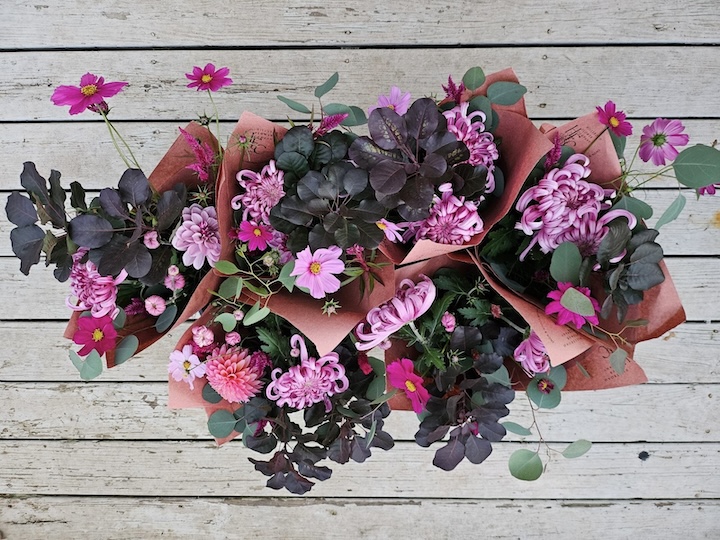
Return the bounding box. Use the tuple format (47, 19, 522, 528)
(7, 62, 720, 492)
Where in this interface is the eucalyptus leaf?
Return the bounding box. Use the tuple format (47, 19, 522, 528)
(278, 260, 296, 292)
(527, 377, 562, 409)
(673, 144, 720, 188)
(550, 242, 582, 285)
(155, 303, 177, 333)
(218, 276, 244, 300)
(69, 349, 103, 381)
(113, 308, 126, 330)
(653, 193, 686, 229)
(315, 72, 339, 98)
(277, 95, 312, 114)
(462, 67, 486, 91)
(214, 260, 241, 275)
(508, 449, 543, 481)
(243, 303, 271, 326)
(113, 335, 139, 365)
(560, 287, 596, 317)
(215, 312, 238, 332)
(609, 348, 628, 374)
(207, 409, 238, 438)
(612, 196, 653, 220)
(501, 422, 533, 436)
(562, 439, 592, 459)
(487, 82, 527, 106)
(202, 382, 223, 404)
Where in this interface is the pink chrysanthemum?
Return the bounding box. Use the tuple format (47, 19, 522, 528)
(290, 245, 345, 299)
(355, 276, 436, 351)
(514, 331, 551, 377)
(376, 219, 405, 242)
(66, 249, 127, 319)
(545, 282, 601, 329)
(236, 221, 274, 251)
(171, 204, 221, 269)
(185, 63, 233, 92)
(408, 183, 483, 245)
(204, 345, 264, 403)
(639, 118, 690, 166)
(51, 73, 128, 115)
(168, 344, 206, 390)
(556, 211, 637, 258)
(386, 358, 430, 414)
(179, 127, 217, 182)
(368, 86, 412, 116)
(72, 314, 117, 357)
(266, 335, 349, 411)
(233, 161, 285, 224)
(596, 101, 633, 137)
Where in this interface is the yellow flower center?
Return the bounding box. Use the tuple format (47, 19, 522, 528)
(310, 261, 322, 275)
(405, 380, 416, 392)
(609, 117, 620, 128)
(183, 360, 191, 371)
(80, 84, 98, 97)
(253, 228, 262, 237)
(376, 221, 387, 230)
(92, 329, 104, 342)
(201, 74, 213, 83)
(387, 104, 395, 110)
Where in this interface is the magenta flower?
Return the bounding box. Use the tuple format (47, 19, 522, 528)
(442, 75, 466, 104)
(699, 183, 720, 196)
(51, 73, 128, 115)
(124, 297, 146, 317)
(514, 331, 551, 377)
(545, 282, 601, 329)
(66, 249, 127, 319)
(237, 221, 274, 251)
(314, 113, 349, 136)
(596, 101, 633, 137)
(205, 345, 264, 403)
(143, 230, 160, 250)
(144, 295, 166, 317)
(386, 358, 430, 414)
(368, 86, 412, 116)
(357, 352, 373, 375)
(355, 276, 436, 351)
(233, 161, 285, 224)
(408, 183, 483, 245)
(639, 118, 690, 166)
(168, 344, 206, 390)
(185, 63, 233, 92)
(441, 312, 456, 333)
(72, 314, 118, 356)
(266, 335, 349, 411)
(376, 219, 405, 242)
(544, 133, 563, 172)
(179, 127, 217, 182)
(171, 204, 221, 269)
(290, 245, 345, 299)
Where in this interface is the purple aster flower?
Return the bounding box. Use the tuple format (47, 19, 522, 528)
(545, 282, 600, 329)
(185, 63, 233, 92)
(368, 86, 412, 116)
(514, 331, 551, 377)
(233, 160, 285, 224)
(290, 245, 345, 299)
(639, 118, 690, 166)
(596, 101, 633, 137)
(407, 183, 483, 245)
(171, 204, 221, 269)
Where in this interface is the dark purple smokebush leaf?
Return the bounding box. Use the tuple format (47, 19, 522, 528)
(418, 153, 448, 178)
(433, 437, 466, 471)
(10, 224, 45, 275)
(369, 160, 407, 195)
(68, 214, 114, 249)
(123, 241, 152, 278)
(348, 137, 402, 169)
(97, 235, 134, 276)
(118, 168, 151, 207)
(20, 162, 66, 228)
(368, 107, 408, 150)
(99, 188, 128, 219)
(156, 184, 186, 231)
(464, 436, 492, 464)
(406, 97, 441, 140)
(6, 192, 39, 227)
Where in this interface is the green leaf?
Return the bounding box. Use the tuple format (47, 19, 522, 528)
(673, 144, 720, 188)
(609, 348, 628, 374)
(207, 409, 238, 438)
(155, 303, 177, 333)
(508, 449, 543, 481)
(365, 418, 377, 449)
(366, 375, 386, 401)
(609, 131, 627, 158)
(113, 335, 138, 365)
(113, 308, 126, 330)
(277, 95, 312, 114)
(612, 196, 653, 220)
(550, 242, 582, 285)
(527, 377, 562, 409)
(502, 421, 533, 436)
(562, 439, 593, 459)
(560, 287, 596, 317)
(218, 276, 243, 300)
(462, 67, 486, 91)
(214, 260, 240, 275)
(485, 365, 511, 387)
(202, 382, 223, 404)
(243, 302, 271, 326)
(369, 388, 397, 406)
(342, 106, 368, 127)
(69, 349, 103, 381)
(547, 365, 567, 389)
(368, 356, 385, 375)
(278, 260, 296, 292)
(315, 72, 339, 98)
(576, 362, 591, 378)
(653, 193, 686, 229)
(487, 82, 527, 106)
(215, 312, 237, 332)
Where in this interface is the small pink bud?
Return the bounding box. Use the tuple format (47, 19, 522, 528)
(225, 331, 241, 346)
(441, 312, 456, 333)
(143, 231, 160, 249)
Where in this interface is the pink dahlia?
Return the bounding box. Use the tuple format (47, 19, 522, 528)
(205, 345, 264, 403)
(639, 118, 690, 166)
(545, 282, 601, 329)
(51, 73, 128, 115)
(368, 86, 412, 116)
(185, 63, 233, 92)
(386, 358, 430, 414)
(168, 344, 206, 390)
(171, 204, 221, 269)
(355, 275, 436, 351)
(596, 101, 633, 137)
(236, 221, 273, 251)
(72, 314, 118, 356)
(514, 331, 551, 377)
(66, 249, 127, 318)
(233, 161, 285, 223)
(266, 335, 349, 411)
(408, 183, 483, 245)
(290, 245, 345, 299)
(179, 127, 217, 182)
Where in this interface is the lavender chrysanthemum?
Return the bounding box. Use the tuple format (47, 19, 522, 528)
(66, 249, 127, 318)
(407, 183, 483, 245)
(171, 204, 221, 269)
(514, 331, 551, 377)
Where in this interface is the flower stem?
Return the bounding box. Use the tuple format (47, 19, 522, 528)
(100, 111, 141, 169)
(207, 90, 223, 157)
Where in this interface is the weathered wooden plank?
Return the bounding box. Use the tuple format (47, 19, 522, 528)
(2, 440, 718, 498)
(3, 0, 720, 48)
(3, 48, 720, 121)
(1, 257, 715, 320)
(1, 322, 717, 384)
(2, 382, 718, 442)
(2, 496, 719, 539)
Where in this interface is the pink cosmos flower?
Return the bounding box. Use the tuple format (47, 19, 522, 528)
(72, 314, 118, 356)
(314, 113, 349, 137)
(185, 63, 233, 92)
(179, 127, 217, 182)
(143, 230, 160, 249)
(699, 183, 720, 196)
(386, 358, 430, 414)
(233, 161, 285, 223)
(596, 101, 633, 137)
(168, 344, 206, 390)
(164, 273, 186, 291)
(290, 245, 345, 299)
(192, 325, 215, 348)
(266, 335, 349, 411)
(442, 75, 466, 104)
(144, 295, 166, 317)
(376, 219, 405, 242)
(408, 183, 483, 245)
(67, 249, 127, 319)
(441, 312, 456, 333)
(545, 282, 601, 329)
(236, 221, 274, 251)
(51, 73, 128, 115)
(225, 331, 241, 346)
(639, 118, 690, 166)
(514, 331, 551, 377)
(368, 86, 412, 116)
(355, 276, 436, 351)
(171, 204, 221, 269)
(205, 345, 264, 403)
